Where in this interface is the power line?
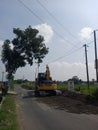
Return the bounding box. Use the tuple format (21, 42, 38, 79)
(17, 0, 43, 22)
(17, 0, 94, 78)
(49, 46, 83, 63)
(36, 0, 80, 43)
(40, 46, 83, 70)
(17, 0, 79, 48)
(40, 38, 94, 69)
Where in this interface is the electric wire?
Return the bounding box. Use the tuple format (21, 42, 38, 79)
(36, 0, 81, 44)
(40, 39, 95, 70)
(17, 0, 43, 22)
(17, 0, 95, 80)
(17, 0, 80, 48)
(36, 0, 93, 50)
(76, 50, 86, 80)
(40, 46, 84, 70)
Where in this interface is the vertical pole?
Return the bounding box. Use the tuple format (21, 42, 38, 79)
(37, 60, 40, 91)
(38, 62, 40, 74)
(83, 44, 90, 89)
(94, 30, 98, 82)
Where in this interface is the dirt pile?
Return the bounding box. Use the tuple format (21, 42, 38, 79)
(62, 89, 98, 105)
(37, 90, 98, 114)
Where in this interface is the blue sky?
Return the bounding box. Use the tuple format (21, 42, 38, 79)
(0, 0, 98, 81)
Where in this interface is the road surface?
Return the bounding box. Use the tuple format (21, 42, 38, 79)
(15, 85, 98, 130)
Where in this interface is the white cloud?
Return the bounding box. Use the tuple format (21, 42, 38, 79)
(10, 43, 14, 50)
(79, 27, 93, 40)
(0, 40, 3, 46)
(15, 61, 96, 81)
(48, 61, 95, 81)
(32, 23, 54, 43)
(0, 40, 3, 56)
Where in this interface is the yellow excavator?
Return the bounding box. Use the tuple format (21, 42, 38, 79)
(35, 65, 59, 96)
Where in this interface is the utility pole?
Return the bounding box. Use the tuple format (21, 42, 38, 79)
(83, 44, 90, 89)
(35, 59, 40, 93)
(37, 61, 40, 74)
(94, 30, 98, 82)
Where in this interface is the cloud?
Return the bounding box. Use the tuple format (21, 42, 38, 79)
(15, 61, 95, 81)
(0, 40, 3, 46)
(0, 40, 3, 56)
(79, 27, 93, 40)
(10, 43, 14, 50)
(32, 23, 54, 43)
(48, 61, 95, 81)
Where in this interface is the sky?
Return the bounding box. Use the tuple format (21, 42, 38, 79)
(0, 0, 98, 81)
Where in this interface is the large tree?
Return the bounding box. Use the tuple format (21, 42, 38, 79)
(2, 26, 49, 79)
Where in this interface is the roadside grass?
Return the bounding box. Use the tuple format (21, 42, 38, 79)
(21, 81, 98, 95)
(21, 82, 35, 90)
(9, 80, 14, 91)
(57, 83, 68, 90)
(74, 84, 98, 96)
(57, 83, 98, 97)
(0, 95, 18, 130)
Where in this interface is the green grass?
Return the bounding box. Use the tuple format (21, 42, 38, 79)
(20, 81, 98, 99)
(57, 83, 98, 97)
(0, 95, 18, 130)
(74, 84, 98, 96)
(9, 80, 14, 91)
(21, 82, 35, 89)
(57, 83, 68, 89)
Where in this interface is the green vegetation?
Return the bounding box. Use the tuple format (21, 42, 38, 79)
(14, 79, 35, 89)
(2, 26, 48, 79)
(14, 80, 98, 99)
(10, 80, 14, 91)
(0, 95, 18, 130)
(73, 84, 98, 96)
(21, 82, 35, 90)
(57, 83, 68, 89)
(91, 87, 98, 100)
(57, 82, 98, 99)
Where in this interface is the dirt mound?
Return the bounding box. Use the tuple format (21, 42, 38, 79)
(62, 89, 98, 105)
(37, 90, 98, 114)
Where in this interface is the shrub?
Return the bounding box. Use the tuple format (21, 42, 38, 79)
(92, 88, 98, 100)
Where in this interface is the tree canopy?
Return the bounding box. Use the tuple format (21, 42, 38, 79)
(1, 26, 49, 79)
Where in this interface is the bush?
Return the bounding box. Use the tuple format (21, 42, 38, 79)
(92, 88, 98, 100)
(21, 83, 35, 90)
(74, 86, 80, 91)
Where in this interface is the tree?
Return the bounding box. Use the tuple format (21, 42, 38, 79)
(1, 26, 49, 79)
(72, 76, 80, 84)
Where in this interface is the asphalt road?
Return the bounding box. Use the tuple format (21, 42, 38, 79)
(15, 85, 98, 130)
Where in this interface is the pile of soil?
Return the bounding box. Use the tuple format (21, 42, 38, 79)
(37, 89, 98, 114)
(62, 89, 98, 105)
